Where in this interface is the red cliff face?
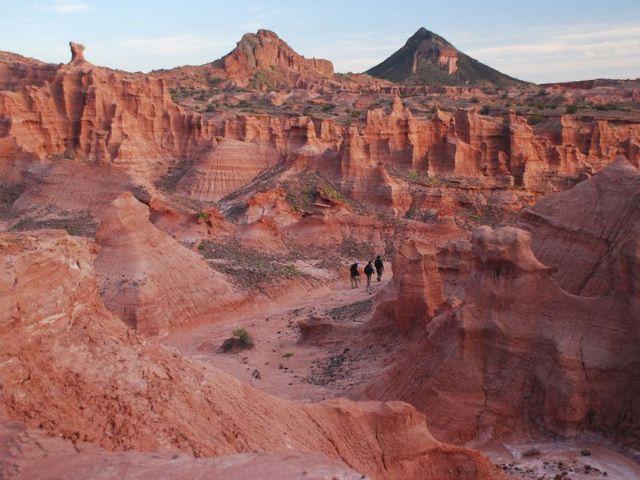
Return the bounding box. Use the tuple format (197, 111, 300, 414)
(1, 44, 638, 212)
(391, 238, 444, 332)
(358, 162, 640, 447)
(0, 229, 504, 480)
(94, 193, 241, 334)
(220, 30, 334, 88)
(0, 44, 206, 180)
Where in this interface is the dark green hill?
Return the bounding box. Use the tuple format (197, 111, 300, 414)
(366, 27, 527, 87)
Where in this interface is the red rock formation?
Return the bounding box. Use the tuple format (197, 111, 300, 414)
(0, 51, 58, 91)
(0, 229, 504, 480)
(219, 30, 334, 88)
(519, 156, 640, 296)
(0, 42, 206, 179)
(1, 43, 638, 210)
(95, 193, 240, 334)
(178, 139, 278, 201)
(359, 218, 640, 446)
(392, 238, 444, 332)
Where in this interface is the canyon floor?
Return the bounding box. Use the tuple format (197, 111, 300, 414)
(168, 277, 640, 480)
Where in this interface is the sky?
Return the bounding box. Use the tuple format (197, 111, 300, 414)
(0, 0, 639, 83)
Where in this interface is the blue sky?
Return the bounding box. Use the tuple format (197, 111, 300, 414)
(1, 0, 639, 82)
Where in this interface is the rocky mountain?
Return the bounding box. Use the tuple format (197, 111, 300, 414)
(153, 29, 378, 91)
(366, 27, 526, 87)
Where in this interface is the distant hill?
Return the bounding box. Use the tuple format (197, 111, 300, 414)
(366, 27, 527, 87)
(152, 29, 388, 91)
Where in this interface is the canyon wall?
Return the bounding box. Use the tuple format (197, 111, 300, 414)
(358, 160, 640, 447)
(2, 44, 639, 211)
(0, 228, 503, 480)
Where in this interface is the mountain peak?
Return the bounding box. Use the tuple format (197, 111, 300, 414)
(410, 27, 436, 39)
(366, 28, 526, 87)
(218, 30, 334, 88)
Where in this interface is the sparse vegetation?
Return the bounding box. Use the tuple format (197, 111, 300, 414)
(233, 327, 253, 347)
(522, 448, 541, 458)
(220, 327, 254, 352)
(9, 210, 98, 237)
(197, 240, 309, 291)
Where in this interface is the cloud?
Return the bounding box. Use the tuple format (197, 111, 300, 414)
(459, 21, 640, 82)
(46, 1, 89, 13)
(304, 21, 640, 81)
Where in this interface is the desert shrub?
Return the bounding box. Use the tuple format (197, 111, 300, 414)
(282, 352, 294, 358)
(522, 448, 541, 458)
(527, 114, 544, 125)
(566, 104, 578, 114)
(319, 184, 345, 202)
(470, 96, 480, 104)
(220, 327, 254, 352)
(207, 77, 223, 88)
(233, 327, 253, 347)
(479, 105, 491, 115)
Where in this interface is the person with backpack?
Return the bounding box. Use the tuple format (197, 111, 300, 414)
(349, 262, 360, 289)
(364, 260, 374, 288)
(374, 255, 384, 282)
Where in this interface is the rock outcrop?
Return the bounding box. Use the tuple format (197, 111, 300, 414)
(0, 42, 205, 180)
(1, 42, 638, 206)
(178, 139, 277, 201)
(519, 156, 640, 296)
(392, 238, 444, 332)
(359, 218, 640, 446)
(153, 30, 337, 92)
(95, 193, 240, 334)
(0, 229, 504, 480)
(366, 27, 525, 87)
(219, 29, 334, 89)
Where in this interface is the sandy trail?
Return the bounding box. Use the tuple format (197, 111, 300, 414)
(483, 440, 640, 479)
(166, 276, 392, 402)
(166, 276, 640, 478)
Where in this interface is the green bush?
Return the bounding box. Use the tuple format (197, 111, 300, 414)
(233, 327, 254, 348)
(566, 104, 578, 114)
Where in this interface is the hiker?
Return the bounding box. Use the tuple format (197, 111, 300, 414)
(349, 262, 360, 289)
(374, 255, 384, 282)
(364, 261, 374, 287)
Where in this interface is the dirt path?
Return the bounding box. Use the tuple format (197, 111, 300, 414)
(483, 440, 640, 479)
(166, 277, 640, 478)
(166, 277, 392, 402)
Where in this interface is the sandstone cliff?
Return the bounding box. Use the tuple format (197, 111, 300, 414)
(0, 229, 504, 480)
(358, 163, 640, 447)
